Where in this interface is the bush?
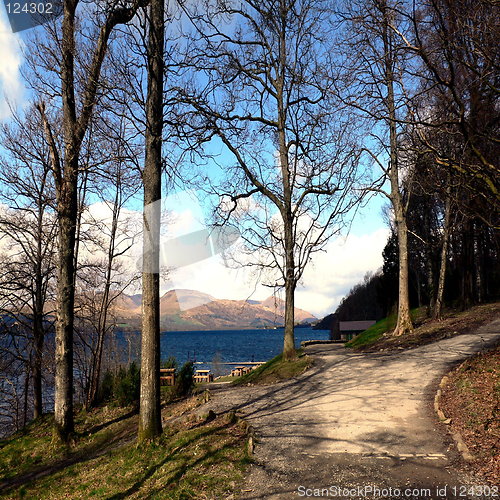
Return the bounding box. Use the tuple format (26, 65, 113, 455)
(173, 361, 195, 398)
(114, 362, 140, 407)
(96, 362, 141, 407)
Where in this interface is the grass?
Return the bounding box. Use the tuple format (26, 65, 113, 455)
(345, 307, 426, 349)
(345, 314, 397, 349)
(232, 349, 311, 385)
(211, 374, 235, 383)
(0, 397, 250, 499)
(345, 302, 499, 351)
(0, 405, 135, 483)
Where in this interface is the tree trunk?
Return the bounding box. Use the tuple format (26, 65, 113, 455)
(33, 234, 45, 418)
(32, 315, 44, 419)
(138, 0, 164, 443)
(52, 0, 80, 443)
(393, 216, 413, 335)
(461, 219, 474, 310)
(433, 186, 451, 320)
(23, 362, 30, 428)
(54, 186, 77, 441)
(426, 249, 435, 317)
(473, 221, 483, 303)
(381, 0, 413, 336)
(283, 275, 296, 360)
(282, 213, 296, 360)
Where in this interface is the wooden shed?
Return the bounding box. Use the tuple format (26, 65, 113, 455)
(194, 370, 213, 383)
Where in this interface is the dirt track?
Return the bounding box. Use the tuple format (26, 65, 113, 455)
(201, 319, 500, 499)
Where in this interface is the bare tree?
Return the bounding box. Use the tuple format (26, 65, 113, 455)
(176, 0, 361, 358)
(397, 0, 499, 207)
(73, 150, 141, 409)
(139, 0, 165, 442)
(0, 107, 57, 421)
(337, 0, 415, 335)
(34, 0, 150, 442)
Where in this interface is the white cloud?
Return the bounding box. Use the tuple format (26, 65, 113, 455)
(162, 227, 389, 318)
(1, 187, 389, 319)
(296, 228, 390, 317)
(0, 9, 24, 120)
(75, 193, 390, 319)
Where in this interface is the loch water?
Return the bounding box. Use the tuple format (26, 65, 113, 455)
(118, 326, 330, 374)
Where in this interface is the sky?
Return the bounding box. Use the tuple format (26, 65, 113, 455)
(82, 191, 389, 318)
(0, 5, 390, 319)
(0, 10, 24, 119)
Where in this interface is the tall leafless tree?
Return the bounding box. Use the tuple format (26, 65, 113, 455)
(337, 0, 415, 335)
(0, 107, 57, 421)
(176, 0, 362, 358)
(35, 0, 150, 442)
(139, 0, 165, 442)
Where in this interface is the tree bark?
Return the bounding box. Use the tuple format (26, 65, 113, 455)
(433, 183, 451, 320)
(51, 0, 149, 443)
(393, 215, 413, 335)
(381, 0, 413, 336)
(283, 221, 296, 360)
(138, 0, 164, 443)
(54, 184, 78, 440)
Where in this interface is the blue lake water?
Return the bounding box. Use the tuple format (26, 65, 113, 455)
(118, 327, 330, 374)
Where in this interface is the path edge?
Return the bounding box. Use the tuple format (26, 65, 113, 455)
(434, 371, 475, 463)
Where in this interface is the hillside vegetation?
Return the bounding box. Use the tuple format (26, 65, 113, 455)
(439, 345, 499, 485)
(232, 349, 311, 386)
(346, 303, 500, 351)
(0, 397, 250, 499)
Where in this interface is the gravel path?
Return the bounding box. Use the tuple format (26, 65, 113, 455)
(200, 319, 500, 499)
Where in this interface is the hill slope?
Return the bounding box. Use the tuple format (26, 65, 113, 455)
(113, 289, 316, 330)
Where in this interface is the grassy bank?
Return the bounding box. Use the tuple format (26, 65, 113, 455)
(232, 349, 311, 385)
(0, 397, 250, 499)
(439, 345, 499, 485)
(346, 302, 499, 351)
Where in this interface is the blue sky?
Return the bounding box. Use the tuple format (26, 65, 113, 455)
(0, 6, 390, 318)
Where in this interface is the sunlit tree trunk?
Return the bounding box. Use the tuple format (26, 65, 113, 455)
(381, 0, 413, 336)
(138, 0, 164, 443)
(283, 221, 296, 360)
(433, 183, 451, 320)
(47, 0, 150, 443)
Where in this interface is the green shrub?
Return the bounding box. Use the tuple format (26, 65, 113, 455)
(114, 362, 140, 407)
(96, 362, 141, 407)
(173, 361, 195, 398)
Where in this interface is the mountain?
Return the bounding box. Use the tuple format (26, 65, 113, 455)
(113, 289, 317, 331)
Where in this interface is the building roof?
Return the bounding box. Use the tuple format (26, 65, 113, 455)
(339, 320, 376, 331)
